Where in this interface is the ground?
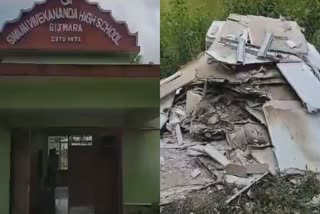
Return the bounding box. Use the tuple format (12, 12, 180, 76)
(161, 173, 320, 214)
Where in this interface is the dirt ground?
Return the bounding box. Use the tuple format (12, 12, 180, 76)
(161, 173, 320, 214)
(161, 184, 235, 214)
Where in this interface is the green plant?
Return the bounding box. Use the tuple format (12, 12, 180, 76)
(132, 55, 143, 64)
(225, 0, 320, 49)
(160, 0, 212, 78)
(225, 0, 279, 18)
(161, 0, 320, 78)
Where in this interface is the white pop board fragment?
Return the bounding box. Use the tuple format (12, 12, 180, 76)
(186, 90, 202, 115)
(204, 144, 231, 167)
(263, 100, 320, 172)
(286, 40, 297, 48)
(191, 168, 202, 178)
(175, 124, 184, 145)
(245, 163, 269, 174)
(251, 147, 279, 175)
(277, 62, 320, 113)
(225, 164, 247, 177)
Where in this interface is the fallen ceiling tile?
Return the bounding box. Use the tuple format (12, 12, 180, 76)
(266, 84, 299, 100)
(306, 43, 320, 75)
(197, 156, 225, 171)
(209, 140, 232, 152)
(204, 144, 231, 167)
(206, 42, 271, 65)
(250, 147, 279, 175)
(225, 164, 247, 177)
(206, 20, 226, 50)
(257, 32, 273, 58)
(186, 90, 202, 115)
(191, 168, 202, 178)
(228, 14, 249, 24)
(160, 71, 182, 86)
(195, 57, 241, 82)
(160, 56, 203, 99)
(245, 163, 269, 174)
(226, 123, 270, 151)
(206, 19, 271, 65)
(160, 112, 169, 130)
(263, 100, 320, 172)
(248, 15, 307, 55)
(277, 62, 320, 112)
(244, 123, 271, 147)
(160, 92, 175, 113)
(196, 55, 280, 83)
(224, 174, 259, 186)
(244, 105, 267, 125)
(226, 126, 247, 151)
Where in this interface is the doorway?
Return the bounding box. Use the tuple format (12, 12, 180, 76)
(10, 129, 122, 214)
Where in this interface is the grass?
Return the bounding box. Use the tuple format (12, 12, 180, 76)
(161, 173, 320, 214)
(161, 0, 225, 19)
(160, 0, 227, 77)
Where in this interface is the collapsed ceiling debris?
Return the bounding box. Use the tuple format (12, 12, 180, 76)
(160, 14, 320, 207)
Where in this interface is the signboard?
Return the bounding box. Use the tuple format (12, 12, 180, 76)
(0, 0, 140, 54)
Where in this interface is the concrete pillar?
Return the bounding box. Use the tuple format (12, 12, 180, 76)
(0, 126, 11, 214)
(29, 130, 48, 214)
(12, 130, 31, 214)
(30, 130, 48, 182)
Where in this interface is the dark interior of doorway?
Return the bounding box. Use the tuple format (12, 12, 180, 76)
(10, 129, 122, 214)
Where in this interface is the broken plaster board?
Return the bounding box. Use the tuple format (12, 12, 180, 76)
(207, 21, 226, 39)
(186, 90, 202, 115)
(245, 163, 269, 174)
(225, 164, 247, 177)
(160, 92, 175, 129)
(219, 39, 303, 63)
(206, 20, 271, 65)
(175, 124, 184, 145)
(277, 62, 320, 112)
(224, 174, 259, 186)
(160, 92, 175, 113)
(251, 147, 279, 175)
(160, 113, 168, 130)
(228, 14, 249, 24)
(266, 84, 299, 100)
(307, 43, 320, 71)
(263, 100, 320, 172)
(257, 32, 273, 58)
(160, 71, 182, 86)
(196, 55, 262, 82)
(248, 15, 307, 55)
(237, 30, 247, 63)
(206, 21, 226, 50)
(204, 144, 231, 167)
(196, 57, 285, 85)
(196, 56, 237, 81)
(206, 44, 271, 65)
(160, 56, 202, 99)
(244, 105, 267, 125)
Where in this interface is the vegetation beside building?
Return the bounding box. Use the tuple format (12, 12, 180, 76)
(161, 0, 320, 77)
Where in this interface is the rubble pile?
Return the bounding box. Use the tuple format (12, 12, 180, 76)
(160, 14, 320, 210)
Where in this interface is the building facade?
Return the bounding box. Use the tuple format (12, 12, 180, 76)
(0, 0, 159, 213)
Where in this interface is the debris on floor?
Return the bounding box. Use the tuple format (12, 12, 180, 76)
(160, 13, 320, 213)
